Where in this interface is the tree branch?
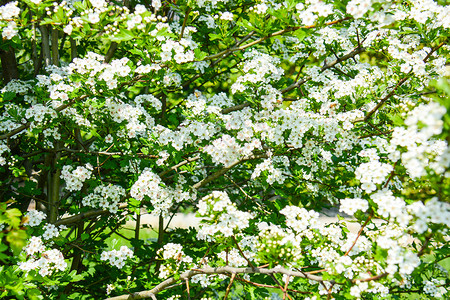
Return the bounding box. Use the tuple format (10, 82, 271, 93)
(106, 266, 327, 300)
(203, 17, 352, 61)
(0, 95, 87, 140)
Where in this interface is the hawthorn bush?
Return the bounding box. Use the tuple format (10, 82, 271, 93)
(0, 0, 449, 299)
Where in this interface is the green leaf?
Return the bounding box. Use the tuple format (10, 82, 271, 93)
(110, 29, 135, 42)
(81, 233, 89, 241)
(2, 91, 16, 101)
(6, 229, 28, 255)
(208, 33, 222, 41)
(5, 208, 22, 228)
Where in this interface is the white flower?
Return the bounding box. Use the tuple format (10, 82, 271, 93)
(64, 24, 73, 35)
(105, 134, 113, 143)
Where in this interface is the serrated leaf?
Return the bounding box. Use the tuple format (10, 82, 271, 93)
(2, 91, 16, 101)
(110, 29, 134, 42)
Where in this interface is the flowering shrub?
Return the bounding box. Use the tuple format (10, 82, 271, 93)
(0, 0, 449, 299)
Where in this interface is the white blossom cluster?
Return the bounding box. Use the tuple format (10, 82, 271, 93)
(256, 222, 303, 262)
(159, 38, 196, 64)
(82, 184, 126, 212)
(280, 206, 321, 233)
(42, 223, 66, 240)
(423, 279, 447, 298)
(25, 104, 58, 128)
(346, 0, 373, 19)
(339, 197, 369, 216)
(157, 243, 193, 279)
(25, 210, 47, 227)
(105, 98, 154, 138)
(0, 1, 20, 39)
(390, 102, 449, 179)
(60, 164, 93, 191)
(251, 158, 286, 185)
(131, 168, 191, 216)
(197, 191, 254, 241)
(100, 246, 134, 269)
(19, 236, 68, 276)
(296, 0, 334, 26)
(0, 142, 10, 166)
(203, 134, 256, 166)
(354, 161, 393, 192)
(407, 197, 450, 234)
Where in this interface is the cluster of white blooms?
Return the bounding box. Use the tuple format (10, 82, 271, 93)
(163, 71, 182, 87)
(25, 210, 47, 226)
(1, 79, 33, 94)
(354, 161, 393, 192)
(390, 102, 449, 179)
(156, 150, 170, 166)
(25, 104, 58, 127)
(409, 0, 450, 28)
(60, 164, 93, 191)
(256, 222, 303, 262)
(280, 206, 320, 233)
(0, 1, 20, 39)
(296, 0, 334, 26)
(423, 279, 447, 298)
(42, 223, 65, 240)
(105, 98, 154, 138)
(23, 236, 45, 255)
(157, 243, 193, 278)
(134, 94, 162, 111)
(204, 135, 259, 166)
(19, 237, 67, 276)
(0, 142, 10, 166)
(159, 38, 196, 64)
(100, 246, 134, 269)
(217, 249, 249, 267)
(190, 274, 214, 288)
(131, 168, 190, 216)
(407, 197, 450, 234)
(386, 247, 420, 276)
(82, 184, 126, 212)
(339, 198, 369, 216)
(185, 91, 234, 116)
(195, 0, 230, 9)
(197, 191, 253, 241)
(106, 284, 115, 295)
(251, 158, 286, 184)
(371, 190, 407, 222)
(231, 50, 283, 95)
(346, 0, 373, 19)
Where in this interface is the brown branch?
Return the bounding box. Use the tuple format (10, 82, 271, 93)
(203, 17, 352, 61)
(105, 42, 118, 63)
(105, 266, 326, 300)
(355, 40, 447, 123)
(179, 7, 191, 40)
(0, 45, 19, 83)
(281, 46, 366, 94)
(358, 130, 394, 139)
(223, 273, 236, 300)
(40, 25, 51, 67)
(55, 203, 128, 226)
(344, 212, 373, 256)
(51, 27, 60, 66)
(352, 272, 388, 283)
(192, 154, 268, 189)
(235, 276, 312, 294)
(231, 235, 256, 269)
(0, 96, 87, 140)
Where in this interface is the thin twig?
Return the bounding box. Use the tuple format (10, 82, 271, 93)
(344, 212, 373, 256)
(223, 273, 236, 300)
